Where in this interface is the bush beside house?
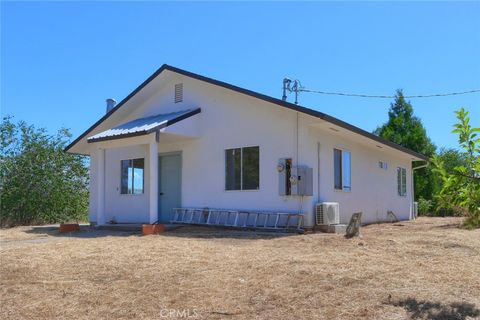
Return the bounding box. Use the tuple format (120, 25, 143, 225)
(0, 116, 89, 227)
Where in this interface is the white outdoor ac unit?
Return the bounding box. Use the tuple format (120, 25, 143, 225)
(315, 202, 340, 225)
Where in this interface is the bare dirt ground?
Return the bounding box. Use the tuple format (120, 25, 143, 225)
(1, 217, 479, 320)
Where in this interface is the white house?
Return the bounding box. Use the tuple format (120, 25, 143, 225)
(65, 65, 427, 229)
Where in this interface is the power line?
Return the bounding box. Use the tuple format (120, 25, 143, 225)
(298, 88, 480, 99)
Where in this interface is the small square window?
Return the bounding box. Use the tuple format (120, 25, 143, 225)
(379, 161, 388, 170)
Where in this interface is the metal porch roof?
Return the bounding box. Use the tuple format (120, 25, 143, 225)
(87, 108, 201, 143)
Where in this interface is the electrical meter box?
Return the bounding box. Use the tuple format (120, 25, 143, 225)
(278, 159, 313, 196)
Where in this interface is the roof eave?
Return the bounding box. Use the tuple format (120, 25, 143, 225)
(64, 64, 171, 153)
(65, 64, 427, 161)
(162, 65, 429, 161)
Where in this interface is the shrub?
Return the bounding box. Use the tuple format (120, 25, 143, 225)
(0, 116, 89, 226)
(418, 197, 433, 215)
(432, 108, 480, 229)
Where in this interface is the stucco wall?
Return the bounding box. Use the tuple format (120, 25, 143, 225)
(103, 145, 150, 223)
(307, 127, 413, 224)
(87, 73, 414, 226)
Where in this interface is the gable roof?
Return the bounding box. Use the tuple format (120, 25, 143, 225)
(65, 64, 428, 161)
(87, 108, 201, 143)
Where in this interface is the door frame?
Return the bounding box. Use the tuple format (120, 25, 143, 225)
(158, 151, 182, 223)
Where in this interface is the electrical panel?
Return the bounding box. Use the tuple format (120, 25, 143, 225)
(292, 166, 313, 196)
(278, 158, 313, 196)
(278, 158, 291, 196)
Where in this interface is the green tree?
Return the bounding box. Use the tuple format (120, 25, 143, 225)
(432, 108, 480, 228)
(436, 148, 468, 173)
(0, 116, 89, 226)
(374, 90, 436, 201)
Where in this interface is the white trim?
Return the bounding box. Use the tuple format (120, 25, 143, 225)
(149, 138, 159, 223)
(96, 147, 106, 225)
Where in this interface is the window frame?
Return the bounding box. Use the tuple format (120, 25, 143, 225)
(333, 148, 351, 192)
(224, 146, 260, 191)
(397, 166, 407, 197)
(120, 158, 145, 195)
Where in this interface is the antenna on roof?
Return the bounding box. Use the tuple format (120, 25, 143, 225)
(282, 78, 302, 105)
(282, 78, 292, 102)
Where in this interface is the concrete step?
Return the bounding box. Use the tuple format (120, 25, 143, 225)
(95, 224, 142, 232)
(314, 224, 347, 234)
(95, 224, 183, 232)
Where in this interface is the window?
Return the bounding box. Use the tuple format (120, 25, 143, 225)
(121, 158, 144, 194)
(334, 148, 351, 191)
(225, 146, 259, 190)
(379, 161, 388, 170)
(397, 167, 407, 196)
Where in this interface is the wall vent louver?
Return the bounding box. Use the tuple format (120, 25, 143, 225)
(174, 83, 183, 103)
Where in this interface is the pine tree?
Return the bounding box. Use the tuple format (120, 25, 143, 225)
(374, 90, 436, 201)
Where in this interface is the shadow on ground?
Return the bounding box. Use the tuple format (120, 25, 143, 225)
(24, 225, 139, 238)
(22, 225, 299, 240)
(388, 297, 480, 320)
(157, 225, 300, 240)
(435, 223, 464, 230)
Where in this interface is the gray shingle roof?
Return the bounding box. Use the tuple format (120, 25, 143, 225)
(87, 108, 201, 143)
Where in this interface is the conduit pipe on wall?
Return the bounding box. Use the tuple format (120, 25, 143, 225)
(411, 161, 429, 219)
(296, 112, 301, 214)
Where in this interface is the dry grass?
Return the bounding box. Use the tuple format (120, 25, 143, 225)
(0, 226, 54, 242)
(1, 217, 479, 320)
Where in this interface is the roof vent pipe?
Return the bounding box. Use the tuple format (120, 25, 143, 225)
(106, 98, 117, 113)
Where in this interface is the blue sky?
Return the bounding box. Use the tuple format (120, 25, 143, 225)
(2, 1, 479, 151)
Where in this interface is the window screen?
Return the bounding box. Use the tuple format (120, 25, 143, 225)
(242, 147, 259, 190)
(397, 167, 407, 196)
(225, 148, 241, 190)
(342, 151, 351, 191)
